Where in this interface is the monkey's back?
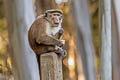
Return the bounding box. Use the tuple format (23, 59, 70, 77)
(28, 16, 48, 54)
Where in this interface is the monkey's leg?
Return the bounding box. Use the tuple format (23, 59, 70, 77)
(36, 34, 63, 47)
(35, 45, 56, 55)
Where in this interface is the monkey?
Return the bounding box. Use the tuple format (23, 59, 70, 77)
(28, 9, 67, 57)
(28, 9, 67, 74)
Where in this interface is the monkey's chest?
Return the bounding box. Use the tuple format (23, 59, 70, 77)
(46, 25, 61, 36)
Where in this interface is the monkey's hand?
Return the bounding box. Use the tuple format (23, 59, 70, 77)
(61, 40, 65, 45)
(59, 28, 64, 36)
(58, 28, 64, 40)
(60, 40, 65, 47)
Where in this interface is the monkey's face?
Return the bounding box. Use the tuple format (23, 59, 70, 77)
(47, 12, 62, 27)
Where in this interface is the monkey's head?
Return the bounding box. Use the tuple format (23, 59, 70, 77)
(44, 9, 63, 27)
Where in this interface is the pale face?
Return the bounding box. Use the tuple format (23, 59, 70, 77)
(47, 12, 62, 27)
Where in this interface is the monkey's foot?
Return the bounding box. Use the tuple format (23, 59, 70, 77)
(55, 47, 67, 56)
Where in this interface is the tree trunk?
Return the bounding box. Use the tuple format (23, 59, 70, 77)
(112, 0, 120, 80)
(99, 0, 112, 80)
(4, 0, 40, 80)
(35, 0, 56, 16)
(73, 0, 96, 80)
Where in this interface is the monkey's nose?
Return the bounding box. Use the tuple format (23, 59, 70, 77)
(53, 17, 59, 23)
(54, 19, 59, 24)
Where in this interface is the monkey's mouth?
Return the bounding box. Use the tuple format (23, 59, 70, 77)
(53, 23, 59, 26)
(55, 23, 59, 25)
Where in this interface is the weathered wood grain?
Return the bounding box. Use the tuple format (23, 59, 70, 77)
(40, 52, 63, 80)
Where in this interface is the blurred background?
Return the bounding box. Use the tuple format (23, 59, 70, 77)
(0, 0, 119, 80)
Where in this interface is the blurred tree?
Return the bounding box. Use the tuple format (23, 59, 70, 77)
(4, 0, 40, 80)
(112, 0, 120, 80)
(35, 0, 56, 16)
(73, 0, 96, 80)
(0, 0, 9, 77)
(99, 0, 112, 80)
(0, 0, 5, 18)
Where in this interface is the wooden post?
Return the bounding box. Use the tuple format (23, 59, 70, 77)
(40, 52, 63, 80)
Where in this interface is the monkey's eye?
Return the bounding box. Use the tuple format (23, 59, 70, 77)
(53, 14, 57, 16)
(57, 14, 60, 16)
(53, 14, 60, 16)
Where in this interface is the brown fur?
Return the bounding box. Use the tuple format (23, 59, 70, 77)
(28, 15, 64, 55)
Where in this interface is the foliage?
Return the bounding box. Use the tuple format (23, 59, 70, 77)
(0, 0, 11, 75)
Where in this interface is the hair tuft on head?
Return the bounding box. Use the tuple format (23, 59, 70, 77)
(45, 9, 63, 15)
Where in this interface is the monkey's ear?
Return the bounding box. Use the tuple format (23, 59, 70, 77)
(44, 12, 47, 17)
(44, 10, 50, 17)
